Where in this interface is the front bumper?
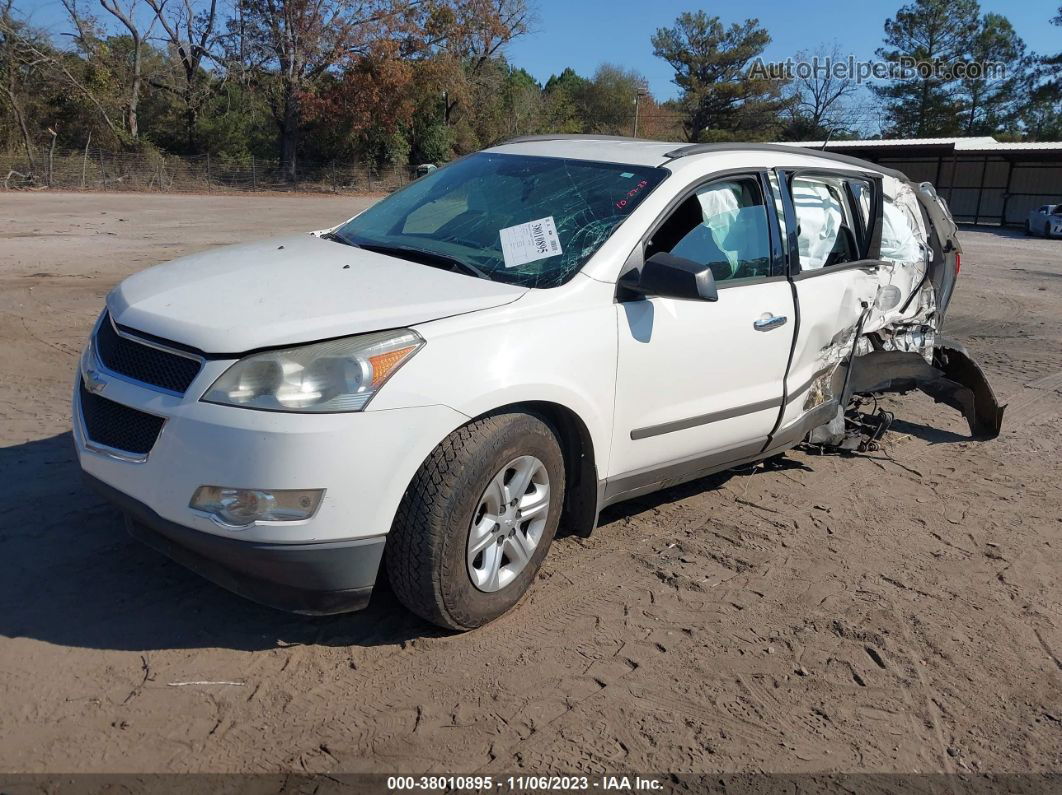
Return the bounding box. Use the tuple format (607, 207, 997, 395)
(71, 333, 470, 611)
(86, 472, 385, 614)
(72, 364, 468, 545)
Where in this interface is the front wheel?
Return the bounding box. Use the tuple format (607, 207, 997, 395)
(386, 413, 565, 630)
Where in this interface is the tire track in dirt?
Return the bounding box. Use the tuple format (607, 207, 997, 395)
(224, 550, 647, 766)
(944, 292, 1025, 338)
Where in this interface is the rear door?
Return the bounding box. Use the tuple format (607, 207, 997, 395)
(770, 169, 886, 447)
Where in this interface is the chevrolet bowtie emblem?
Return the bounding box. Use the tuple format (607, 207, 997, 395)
(84, 368, 108, 394)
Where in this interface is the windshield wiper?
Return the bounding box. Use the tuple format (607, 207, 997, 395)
(355, 242, 491, 281)
(319, 230, 355, 246)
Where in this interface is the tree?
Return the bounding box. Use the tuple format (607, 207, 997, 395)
(872, 0, 980, 137)
(60, 0, 158, 141)
(541, 67, 586, 132)
(499, 65, 540, 138)
(651, 11, 785, 142)
(960, 13, 1028, 136)
(0, 0, 40, 168)
(2, 2, 128, 146)
(1020, 5, 1061, 139)
(412, 0, 532, 140)
(780, 43, 859, 140)
(303, 38, 415, 165)
(239, 0, 406, 178)
(144, 0, 220, 152)
(575, 64, 648, 136)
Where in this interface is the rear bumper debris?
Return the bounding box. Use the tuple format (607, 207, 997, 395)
(844, 339, 1005, 438)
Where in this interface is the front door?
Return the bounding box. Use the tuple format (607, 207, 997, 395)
(608, 172, 795, 499)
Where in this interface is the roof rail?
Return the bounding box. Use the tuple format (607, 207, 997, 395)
(498, 134, 671, 145)
(663, 142, 906, 180)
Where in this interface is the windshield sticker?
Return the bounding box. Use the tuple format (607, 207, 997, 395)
(499, 216, 563, 268)
(615, 179, 649, 211)
(620, 172, 634, 178)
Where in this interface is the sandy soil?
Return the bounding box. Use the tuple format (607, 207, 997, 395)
(0, 192, 1059, 775)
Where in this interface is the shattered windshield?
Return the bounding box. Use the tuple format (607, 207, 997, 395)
(333, 152, 668, 288)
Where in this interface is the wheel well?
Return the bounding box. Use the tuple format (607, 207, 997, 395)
(479, 401, 600, 538)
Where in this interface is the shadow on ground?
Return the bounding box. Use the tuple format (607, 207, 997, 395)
(595, 454, 813, 527)
(1, 417, 965, 654)
(0, 432, 444, 652)
(2, 432, 804, 653)
(889, 418, 971, 445)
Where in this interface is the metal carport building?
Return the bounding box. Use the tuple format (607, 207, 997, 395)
(795, 137, 1062, 227)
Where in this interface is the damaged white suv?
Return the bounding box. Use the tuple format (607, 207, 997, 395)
(75, 136, 1004, 630)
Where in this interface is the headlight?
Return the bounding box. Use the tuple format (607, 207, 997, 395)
(202, 329, 422, 412)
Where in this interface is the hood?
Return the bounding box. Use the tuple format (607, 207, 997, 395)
(108, 234, 527, 353)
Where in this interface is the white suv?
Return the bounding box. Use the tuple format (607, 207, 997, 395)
(74, 136, 1004, 630)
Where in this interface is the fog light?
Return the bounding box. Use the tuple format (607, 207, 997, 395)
(190, 486, 324, 526)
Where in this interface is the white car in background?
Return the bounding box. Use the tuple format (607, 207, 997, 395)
(74, 136, 1004, 630)
(1026, 204, 1062, 237)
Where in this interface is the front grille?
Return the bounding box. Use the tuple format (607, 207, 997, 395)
(95, 316, 201, 394)
(79, 379, 165, 456)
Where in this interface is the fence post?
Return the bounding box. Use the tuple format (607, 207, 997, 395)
(47, 129, 57, 188)
(331, 160, 337, 193)
(80, 133, 92, 189)
(98, 147, 105, 187)
(251, 155, 257, 191)
(206, 152, 212, 191)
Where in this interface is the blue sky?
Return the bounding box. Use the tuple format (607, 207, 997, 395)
(506, 0, 1060, 99)
(20, 0, 1061, 106)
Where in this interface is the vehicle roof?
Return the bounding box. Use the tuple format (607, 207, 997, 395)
(485, 135, 900, 179)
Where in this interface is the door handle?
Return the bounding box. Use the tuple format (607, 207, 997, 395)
(754, 314, 787, 331)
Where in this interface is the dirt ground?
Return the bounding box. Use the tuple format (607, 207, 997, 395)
(0, 191, 1059, 775)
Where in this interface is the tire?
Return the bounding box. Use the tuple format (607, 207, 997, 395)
(386, 412, 565, 630)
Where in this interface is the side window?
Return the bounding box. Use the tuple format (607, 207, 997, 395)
(791, 176, 860, 270)
(646, 176, 772, 282)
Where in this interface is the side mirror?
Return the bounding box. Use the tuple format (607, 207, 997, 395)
(619, 252, 719, 302)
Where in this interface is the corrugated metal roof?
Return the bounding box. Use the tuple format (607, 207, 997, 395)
(958, 141, 1062, 151)
(793, 136, 1062, 153)
(795, 137, 993, 148)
